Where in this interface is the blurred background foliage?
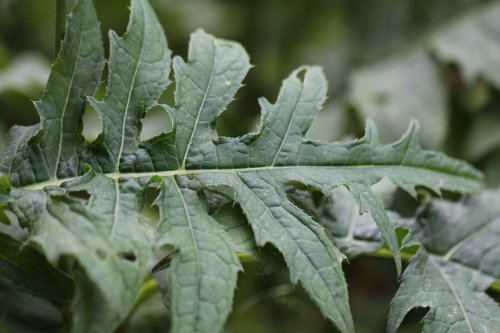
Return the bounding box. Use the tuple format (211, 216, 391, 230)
(1, 0, 500, 332)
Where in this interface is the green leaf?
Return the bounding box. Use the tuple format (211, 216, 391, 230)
(388, 189, 500, 332)
(389, 251, 500, 333)
(87, 0, 172, 173)
(0, 125, 39, 184)
(2, 0, 104, 184)
(0, 233, 74, 301)
(409, 190, 500, 277)
(9, 171, 154, 333)
(198, 171, 354, 332)
(0, 0, 485, 332)
(174, 29, 251, 168)
(155, 177, 241, 333)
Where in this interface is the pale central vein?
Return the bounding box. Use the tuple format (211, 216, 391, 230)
(271, 80, 306, 167)
(109, 179, 121, 240)
(22, 164, 478, 191)
(53, 36, 84, 179)
(115, 1, 146, 172)
(181, 42, 217, 168)
(173, 181, 202, 325)
(443, 216, 499, 261)
(432, 258, 474, 332)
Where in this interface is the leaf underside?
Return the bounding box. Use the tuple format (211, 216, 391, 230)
(0, 0, 484, 332)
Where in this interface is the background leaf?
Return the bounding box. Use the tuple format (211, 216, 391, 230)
(389, 189, 500, 332)
(431, 1, 500, 89)
(349, 49, 447, 149)
(0, 233, 74, 302)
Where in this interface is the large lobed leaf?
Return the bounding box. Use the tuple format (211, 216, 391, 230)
(0, 0, 485, 332)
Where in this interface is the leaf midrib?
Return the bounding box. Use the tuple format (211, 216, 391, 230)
(53, 33, 84, 179)
(180, 39, 217, 168)
(109, 179, 121, 240)
(234, 172, 351, 331)
(172, 181, 203, 329)
(21, 163, 480, 191)
(430, 257, 474, 332)
(271, 78, 306, 167)
(442, 215, 500, 261)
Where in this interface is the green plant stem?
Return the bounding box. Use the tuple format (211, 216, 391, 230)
(369, 248, 500, 294)
(133, 277, 160, 307)
(489, 280, 500, 294)
(117, 276, 161, 331)
(236, 251, 256, 264)
(55, 0, 66, 57)
(369, 247, 415, 262)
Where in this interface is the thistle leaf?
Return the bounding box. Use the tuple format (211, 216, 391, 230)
(0, 0, 484, 332)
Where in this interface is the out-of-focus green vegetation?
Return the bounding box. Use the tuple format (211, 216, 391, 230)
(1, 0, 499, 332)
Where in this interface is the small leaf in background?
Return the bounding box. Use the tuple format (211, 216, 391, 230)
(462, 103, 500, 162)
(289, 186, 383, 258)
(431, 2, 500, 89)
(349, 49, 447, 149)
(212, 203, 259, 260)
(0, 54, 50, 96)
